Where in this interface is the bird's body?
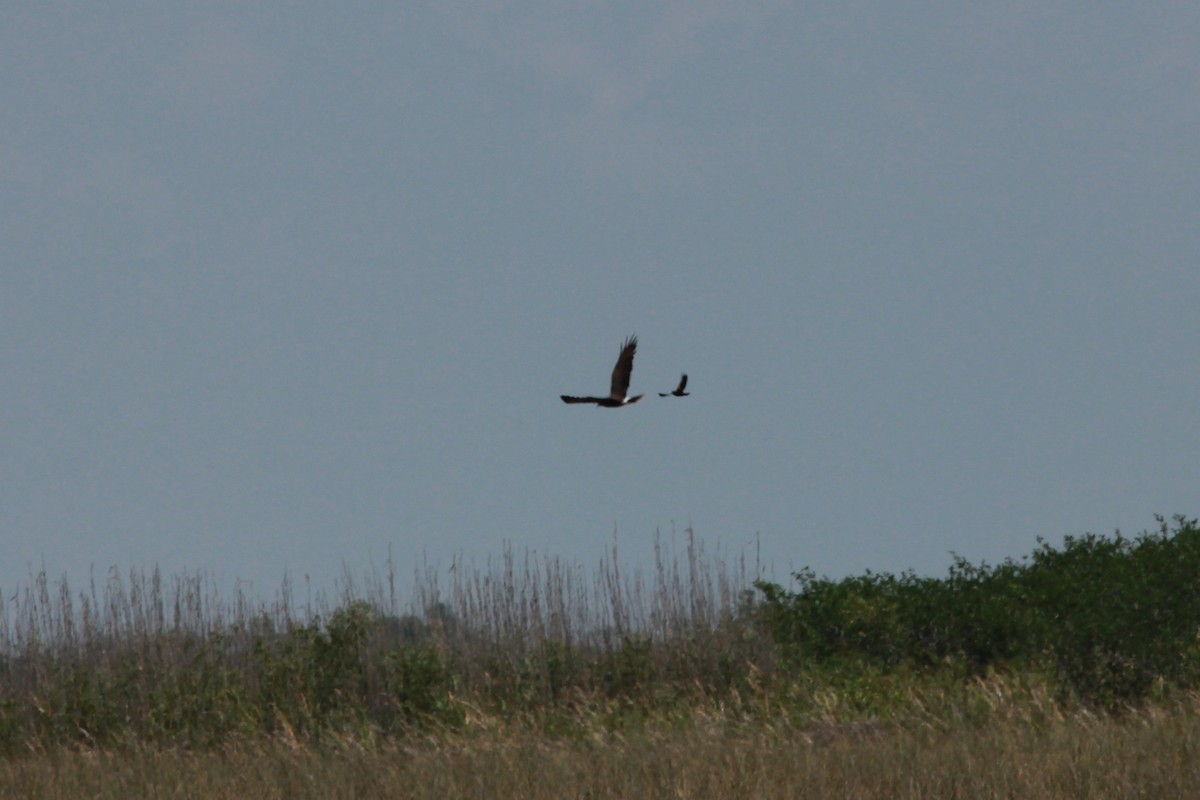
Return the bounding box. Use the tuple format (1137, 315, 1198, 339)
(561, 335, 645, 407)
(659, 373, 689, 397)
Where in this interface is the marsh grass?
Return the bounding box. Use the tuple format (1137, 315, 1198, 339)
(3, 519, 1200, 797)
(3, 702, 1200, 799)
(0, 529, 772, 751)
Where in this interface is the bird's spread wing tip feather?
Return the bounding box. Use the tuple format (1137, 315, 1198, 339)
(608, 334, 638, 401)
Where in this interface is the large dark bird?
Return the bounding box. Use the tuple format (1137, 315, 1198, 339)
(561, 335, 645, 407)
(659, 373, 689, 397)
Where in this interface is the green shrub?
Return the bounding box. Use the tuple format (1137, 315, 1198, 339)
(1023, 517, 1200, 706)
(595, 635, 655, 698)
(756, 516, 1200, 706)
(384, 645, 452, 723)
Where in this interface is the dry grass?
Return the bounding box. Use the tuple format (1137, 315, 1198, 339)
(3, 706, 1199, 799)
(0, 530, 769, 752)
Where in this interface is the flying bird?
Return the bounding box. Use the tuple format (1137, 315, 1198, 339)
(560, 335, 645, 407)
(659, 373, 689, 397)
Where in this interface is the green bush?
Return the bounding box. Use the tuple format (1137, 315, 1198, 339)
(756, 516, 1200, 706)
(384, 645, 452, 723)
(1022, 519, 1200, 706)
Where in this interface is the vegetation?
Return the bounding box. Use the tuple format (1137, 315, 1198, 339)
(5, 709, 1200, 799)
(2, 517, 1199, 797)
(756, 514, 1200, 708)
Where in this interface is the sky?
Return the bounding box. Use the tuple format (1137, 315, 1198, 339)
(3, 3, 1198, 603)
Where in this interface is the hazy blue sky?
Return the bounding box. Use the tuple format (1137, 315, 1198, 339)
(3, 3, 1197, 598)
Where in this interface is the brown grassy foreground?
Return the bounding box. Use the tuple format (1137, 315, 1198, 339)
(3, 704, 1199, 799)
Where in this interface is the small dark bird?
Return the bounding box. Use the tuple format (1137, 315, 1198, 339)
(561, 335, 645, 407)
(659, 373, 689, 397)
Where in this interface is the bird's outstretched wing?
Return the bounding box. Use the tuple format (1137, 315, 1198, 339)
(608, 335, 638, 401)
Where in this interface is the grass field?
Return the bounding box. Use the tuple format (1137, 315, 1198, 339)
(4, 705, 1199, 799)
(3, 519, 1199, 797)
